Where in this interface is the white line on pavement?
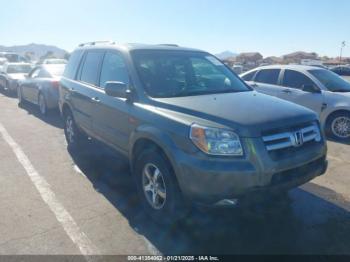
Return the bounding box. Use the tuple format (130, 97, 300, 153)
(0, 122, 99, 257)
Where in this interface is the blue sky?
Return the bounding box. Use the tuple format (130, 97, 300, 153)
(1, 0, 349, 57)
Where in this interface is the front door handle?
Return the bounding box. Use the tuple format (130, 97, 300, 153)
(91, 97, 100, 103)
(250, 83, 258, 88)
(282, 89, 292, 94)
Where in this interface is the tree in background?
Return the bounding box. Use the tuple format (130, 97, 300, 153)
(24, 51, 35, 62)
(40, 51, 56, 61)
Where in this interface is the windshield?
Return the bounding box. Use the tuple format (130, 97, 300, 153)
(309, 69, 350, 92)
(7, 64, 32, 74)
(132, 51, 250, 98)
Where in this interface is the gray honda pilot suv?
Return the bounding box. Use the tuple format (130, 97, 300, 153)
(59, 42, 328, 223)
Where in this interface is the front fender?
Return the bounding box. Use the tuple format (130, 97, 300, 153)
(128, 124, 181, 177)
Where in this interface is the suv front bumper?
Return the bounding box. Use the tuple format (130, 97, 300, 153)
(172, 137, 327, 205)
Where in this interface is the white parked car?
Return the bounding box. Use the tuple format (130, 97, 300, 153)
(240, 65, 350, 141)
(0, 63, 33, 94)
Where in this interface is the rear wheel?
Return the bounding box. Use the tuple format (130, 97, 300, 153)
(64, 110, 86, 152)
(17, 86, 24, 106)
(134, 149, 189, 225)
(38, 93, 47, 116)
(326, 112, 350, 142)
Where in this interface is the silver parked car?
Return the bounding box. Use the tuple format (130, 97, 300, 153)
(17, 64, 65, 115)
(240, 65, 350, 141)
(0, 63, 33, 94)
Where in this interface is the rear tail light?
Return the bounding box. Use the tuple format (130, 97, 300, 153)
(52, 81, 59, 89)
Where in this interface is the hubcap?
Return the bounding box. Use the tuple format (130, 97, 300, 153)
(66, 116, 75, 144)
(39, 95, 46, 114)
(142, 163, 166, 210)
(332, 116, 350, 138)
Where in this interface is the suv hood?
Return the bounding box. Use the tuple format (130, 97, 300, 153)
(153, 91, 317, 137)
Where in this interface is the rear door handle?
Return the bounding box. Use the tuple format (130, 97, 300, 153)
(250, 83, 258, 88)
(69, 88, 76, 93)
(91, 97, 100, 103)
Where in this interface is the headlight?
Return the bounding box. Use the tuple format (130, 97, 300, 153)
(189, 124, 243, 156)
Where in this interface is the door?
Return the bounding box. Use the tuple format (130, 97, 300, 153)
(22, 68, 40, 102)
(73, 51, 105, 134)
(252, 69, 283, 97)
(278, 69, 324, 115)
(92, 51, 131, 152)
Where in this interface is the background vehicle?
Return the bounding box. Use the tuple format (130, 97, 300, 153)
(18, 64, 65, 115)
(37, 58, 68, 65)
(0, 52, 28, 63)
(241, 65, 350, 141)
(60, 42, 327, 224)
(331, 66, 350, 76)
(0, 62, 32, 94)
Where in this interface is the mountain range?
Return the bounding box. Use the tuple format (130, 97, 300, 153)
(215, 50, 237, 60)
(0, 43, 68, 60)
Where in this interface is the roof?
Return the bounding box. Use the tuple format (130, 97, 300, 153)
(254, 64, 323, 71)
(4, 62, 31, 66)
(75, 42, 204, 53)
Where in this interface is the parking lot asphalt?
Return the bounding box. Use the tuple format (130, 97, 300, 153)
(0, 91, 350, 255)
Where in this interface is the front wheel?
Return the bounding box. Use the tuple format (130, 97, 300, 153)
(326, 112, 350, 142)
(134, 150, 189, 225)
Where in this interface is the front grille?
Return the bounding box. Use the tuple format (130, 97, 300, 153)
(262, 122, 321, 159)
(271, 157, 325, 185)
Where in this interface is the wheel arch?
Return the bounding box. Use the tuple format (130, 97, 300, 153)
(129, 126, 179, 178)
(325, 108, 350, 126)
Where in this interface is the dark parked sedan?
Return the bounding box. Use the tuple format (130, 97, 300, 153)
(331, 66, 350, 76)
(18, 64, 65, 115)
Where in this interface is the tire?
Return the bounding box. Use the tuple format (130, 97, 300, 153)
(38, 93, 47, 116)
(134, 149, 189, 225)
(63, 110, 85, 152)
(17, 86, 24, 106)
(326, 111, 350, 142)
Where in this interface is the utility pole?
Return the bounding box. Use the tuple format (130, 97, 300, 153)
(340, 41, 346, 64)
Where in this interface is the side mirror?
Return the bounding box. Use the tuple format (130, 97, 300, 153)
(105, 81, 129, 98)
(302, 84, 320, 93)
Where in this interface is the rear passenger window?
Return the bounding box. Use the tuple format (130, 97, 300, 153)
(63, 50, 83, 79)
(241, 71, 257, 81)
(99, 52, 129, 88)
(283, 70, 315, 89)
(79, 52, 104, 86)
(255, 69, 280, 85)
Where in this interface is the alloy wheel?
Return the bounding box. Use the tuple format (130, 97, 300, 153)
(39, 94, 46, 115)
(65, 116, 75, 144)
(142, 163, 167, 210)
(331, 116, 350, 139)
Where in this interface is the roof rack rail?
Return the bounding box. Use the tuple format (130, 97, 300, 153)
(158, 44, 179, 47)
(78, 41, 115, 47)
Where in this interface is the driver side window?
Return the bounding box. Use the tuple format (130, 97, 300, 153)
(282, 70, 316, 90)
